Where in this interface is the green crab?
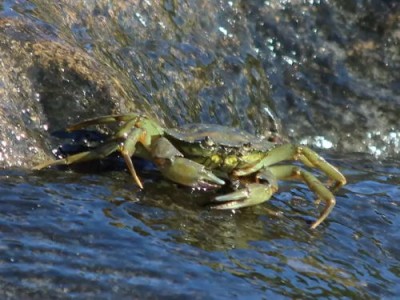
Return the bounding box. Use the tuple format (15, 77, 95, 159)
(34, 113, 346, 229)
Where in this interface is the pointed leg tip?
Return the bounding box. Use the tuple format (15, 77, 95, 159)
(132, 176, 144, 189)
(310, 218, 324, 229)
(138, 181, 144, 190)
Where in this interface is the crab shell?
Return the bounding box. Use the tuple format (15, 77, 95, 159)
(164, 124, 278, 172)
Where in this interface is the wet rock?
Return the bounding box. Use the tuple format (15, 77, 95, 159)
(243, 0, 400, 156)
(0, 18, 135, 167)
(0, 1, 280, 168)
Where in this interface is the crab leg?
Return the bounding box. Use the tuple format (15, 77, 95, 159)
(67, 113, 142, 131)
(234, 144, 346, 189)
(34, 114, 164, 189)
(269, 165, 336, 229)
(298, 147, 346, 191)
(212, 164, 336, 228)
(214, 145, 345, 228)
(33, 142, 119, 170)
(34, 117, 146, 186)
(117, 126, 145, 189)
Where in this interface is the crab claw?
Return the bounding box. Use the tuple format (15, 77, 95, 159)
(211, 183, 276, 209)
(156, 156, 225, 189)
(151, 137, 225, 189)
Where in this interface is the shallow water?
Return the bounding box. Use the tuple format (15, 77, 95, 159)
(1, 0, 400, 298)
(1, 152, 399, 299)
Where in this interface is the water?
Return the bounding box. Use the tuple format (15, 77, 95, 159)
(1, 0, 400, 298)
(1, 153, 399, 299)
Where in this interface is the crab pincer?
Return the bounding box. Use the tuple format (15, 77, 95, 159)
(151, 137, 225, 189)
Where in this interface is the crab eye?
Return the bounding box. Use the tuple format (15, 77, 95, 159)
(242, 142, 252, 151)
(203, 136, 215, 147)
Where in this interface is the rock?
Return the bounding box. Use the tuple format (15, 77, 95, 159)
(1, 0, 398, 168)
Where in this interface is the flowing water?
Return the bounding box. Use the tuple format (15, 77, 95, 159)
(1, 0, 399, 299)
(1, 153, 399, 299)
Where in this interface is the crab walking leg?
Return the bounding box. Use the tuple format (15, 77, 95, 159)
(234, 144, 346, 189)
(269, 165, 336, 229)
(89, 117, 163, 188)
(109, 116, 166, 189)
(34, 118, 147, 188)
(117, 127, 146, 189)
(67, 113, 142, 131)
(78, 115, 165, 188)
(34, 114, 167, 188)
(33, 142, 119, 170)
(298, 148, 346, 190)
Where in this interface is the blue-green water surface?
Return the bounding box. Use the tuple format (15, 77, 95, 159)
(1, 153, 399, 299)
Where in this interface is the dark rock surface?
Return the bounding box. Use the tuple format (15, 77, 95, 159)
(0, 0, 399, 167)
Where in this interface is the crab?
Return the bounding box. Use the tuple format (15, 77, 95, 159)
(34, 113, 346, 229)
